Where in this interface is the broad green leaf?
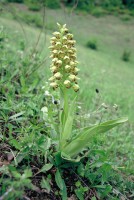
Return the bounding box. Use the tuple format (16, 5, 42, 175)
(40, 163, 53, 173)
(76, 117, 128, 142)
(62, 117, 128, 159)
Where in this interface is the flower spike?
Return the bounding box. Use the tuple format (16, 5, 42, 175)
(49, 23, 80, 92)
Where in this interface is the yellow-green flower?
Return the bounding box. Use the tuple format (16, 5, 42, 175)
(69, 74, 76, 82)
(73, 84, 80, 92)
(64, 80, 71, 88)
(65, 65, 71, 72)
(51, 66, 58, 73)
(54, 72, 62, 80)
(49, 76, 55, 82)
(50, 82, 58, 89)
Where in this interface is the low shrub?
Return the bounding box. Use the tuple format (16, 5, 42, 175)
(27, 4, 41, 11)
(91, 7, 107, 17)
(120, 14, 131, 21)
(86, 38, 98, 50)
(20, 13, 43, 28)
(45, 0, 60, 9)
(101, 0, 122, 9)
(34, 16, 43, 28)
(122, 50, 131, 61)
(24, 0, 41, 11)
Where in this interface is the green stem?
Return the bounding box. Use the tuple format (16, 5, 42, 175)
(59, 87, 69, 150)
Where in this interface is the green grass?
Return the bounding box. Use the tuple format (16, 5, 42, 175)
(0, 2, 134, 199)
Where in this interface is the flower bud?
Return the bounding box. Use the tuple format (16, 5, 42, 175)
(63, 36, 67, 42)
(62, 45, 68, 50)
(55, 42, 61, 47)
(50, 41, 56, 45)
(65, 65, 71, 72)
(68, 50, 73, 54)
(67, 33, 73, 39)
(50, 82, 58, 89)
(73, 67, 80, 75)
(69, 74, 76, 82)
(58, 50, 64, 59)
(63, 56, 70, 62)
(50, 55, 54, 58)
(71, 47, 76, 53)
(52, 58, 58, 63)
(57, 22, 61, 28)
(64, 28, 68, 33)
(70, 55, 76, 60)
(52, 50, 58, 54)
(56, 60, 62, 67)
(102, 103, 108, 109)
(49, 76, 55, 82)
(75, 61, 79, 65)
(113, 104, 118, 110)
(54, 72, 62, 80)
(61, 25, 67, 34)
(48, 46, 54, 50)
(53, 32, 60, 38)
(64, 80, 71, 88)
(73, 84, 79, 92)
(68, 40, 76, 45)
(70, 61, 75, 67)
(51, 66, 58, 73)
(51, 37, 56, 41)
(63, 24, 67, 29)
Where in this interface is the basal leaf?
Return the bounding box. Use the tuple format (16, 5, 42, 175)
(62, 117, 128, 159)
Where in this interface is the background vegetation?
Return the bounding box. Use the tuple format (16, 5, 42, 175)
(4, 0, 134, 12)
(0, 0, 134, 199)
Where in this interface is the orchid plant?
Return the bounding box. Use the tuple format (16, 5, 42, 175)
(48, 23, 127, 161)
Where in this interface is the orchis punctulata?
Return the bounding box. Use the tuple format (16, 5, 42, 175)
(47, 23, 127, 161)
(49, 23, 80, 92)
